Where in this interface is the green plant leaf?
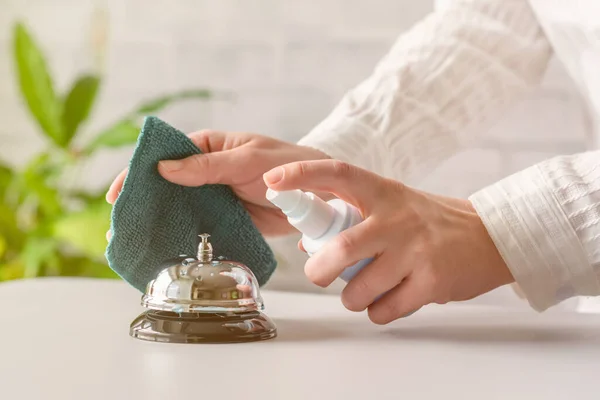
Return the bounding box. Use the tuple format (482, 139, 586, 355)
(61, 75, 101, 147)
(83, 119, 140, 154)
(21, 153, 63, 217)
(21, 237, 57, 278)
(82, 88, 215, 154)
(80, 259, 118, 279)
(12, 22, 63, 146)
(0, 260, 25, 281)
(69, 190, 107, 204)
(57, 256, 118, 279)
(0, 235, 7, 259)
(0, 162, 12, 197)
(53, 199, 111, 260)
(133, 89, 212, 115)
(0, 202, 26, 252)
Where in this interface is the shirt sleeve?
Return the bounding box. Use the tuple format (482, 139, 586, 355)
(297, 0, 552, 184)
(469, 151, 600, 311)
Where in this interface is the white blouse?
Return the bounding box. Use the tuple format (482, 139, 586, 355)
(297, 0, 600, 312)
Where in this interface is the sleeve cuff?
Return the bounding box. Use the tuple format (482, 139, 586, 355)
(469, 165, 593, 312)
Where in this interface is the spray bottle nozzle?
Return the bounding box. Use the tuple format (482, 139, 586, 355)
(265, 188, 335, 238)
(265, 189, 302, 213)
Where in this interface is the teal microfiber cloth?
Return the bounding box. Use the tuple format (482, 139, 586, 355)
(105, 116, 277, 292)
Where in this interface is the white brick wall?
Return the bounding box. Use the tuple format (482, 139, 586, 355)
(0, 0, 594, 307)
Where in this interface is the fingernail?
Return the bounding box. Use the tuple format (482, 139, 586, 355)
(263, 167, 284, 185)
(106, 230, 112, 241)
(159, 160, 184, 173)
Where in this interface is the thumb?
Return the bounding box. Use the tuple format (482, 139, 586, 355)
(159, 129, 256, 186)
(158, 149, 245, 186)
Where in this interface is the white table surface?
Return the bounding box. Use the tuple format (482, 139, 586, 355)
(2, 278, 600, 400)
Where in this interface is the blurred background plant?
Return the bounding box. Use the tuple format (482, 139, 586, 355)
(0, 13, 213, 282)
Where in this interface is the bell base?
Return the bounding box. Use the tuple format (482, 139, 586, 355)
(129, 310, 277, 344)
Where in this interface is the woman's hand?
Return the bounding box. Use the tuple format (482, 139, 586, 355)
(105, 130, 330, 236)
(263, 160, 514, 324)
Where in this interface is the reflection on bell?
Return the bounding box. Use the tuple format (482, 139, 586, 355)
(129, 233, 277, 344)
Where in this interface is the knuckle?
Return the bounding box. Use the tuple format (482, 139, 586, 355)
(433, 289, 451, 304)
(290, 161, 309, 180)
(188, 129, 211, 139)
(412, 248, 430, 267)
(189, 154, 220, 184)
(332, 232, 355, 261)
(421, 270, 448, 304)
(435, 297, 451, 305)
(404, 209, 422, 228)
(421, 268, 439, 291)
(189, 130, 213, 150)
(368, 306, 395, 325)
(433, 286, 451, 304)
(382, 302, 402, 322)
(190, 154, 208, 170)
(378, 178, 405, 201)
(194, 129, 215, 140)
(341, 280, 370, 312)
(411, 237, 434, 264)
(331, 160, 354, 178)
(390, 180, 407, 196)
(236, 147, 260, 166)
(429, 270, 444, 294)
(242, 146, 260, 160)
(351, 276, 371, 294)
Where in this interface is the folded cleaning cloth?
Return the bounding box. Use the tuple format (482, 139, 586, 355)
(105, 116, 277, 292)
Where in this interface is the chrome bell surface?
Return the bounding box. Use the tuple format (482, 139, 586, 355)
(142, 233, 264, 314)
(129, 233, 277, 344)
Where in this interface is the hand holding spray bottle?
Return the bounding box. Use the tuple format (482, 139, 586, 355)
(265, 188, 372, 283)
(266, 188, 418, 316)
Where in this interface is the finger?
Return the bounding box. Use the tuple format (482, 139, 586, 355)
(188, 129, 229, 153)
(304, 219, 384, 287)
(367, 274, 431, 325)
(244, 202, 292, 237)
(105, 130, 231, 201)
(297, 240, 306, 253)
(341, 251, 407, 312)
(106, 168, 128, 204)
(158, 147, 255, 186)
(263, 160, 392, 212)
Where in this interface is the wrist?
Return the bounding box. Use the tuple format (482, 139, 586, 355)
(465, 199, 516, 287)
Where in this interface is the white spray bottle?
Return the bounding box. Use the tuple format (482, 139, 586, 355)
(265, 188, 372, 282)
